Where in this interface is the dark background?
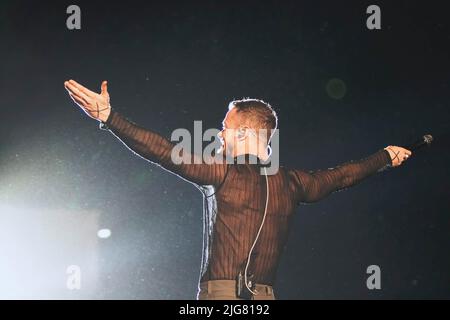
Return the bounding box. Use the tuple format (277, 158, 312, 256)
(0, 0, 449, 299)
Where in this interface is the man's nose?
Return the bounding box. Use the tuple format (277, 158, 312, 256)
(218, 130, 223, 139)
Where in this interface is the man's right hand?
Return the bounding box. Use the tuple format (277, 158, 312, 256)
(384, 145, 412, 167)
(64, 79, 111, 122)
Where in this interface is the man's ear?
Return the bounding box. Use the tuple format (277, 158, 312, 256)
(237, 127, 246, 140)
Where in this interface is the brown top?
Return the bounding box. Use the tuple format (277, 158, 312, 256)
(101, 110, 392, 285)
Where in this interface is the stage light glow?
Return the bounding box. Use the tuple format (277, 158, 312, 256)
(0, 140, 172, 299)
(0, 205, 100, 299)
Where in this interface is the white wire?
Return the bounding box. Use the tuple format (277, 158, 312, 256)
(244, 166, 269, 295)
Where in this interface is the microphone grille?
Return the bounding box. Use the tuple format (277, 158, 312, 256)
(423, 134, 433, 144)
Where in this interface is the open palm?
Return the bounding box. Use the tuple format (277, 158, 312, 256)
(64, 79, 111, 122)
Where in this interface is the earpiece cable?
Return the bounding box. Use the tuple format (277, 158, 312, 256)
(244, 166, 269, 295)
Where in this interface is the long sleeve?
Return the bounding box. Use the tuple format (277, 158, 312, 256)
(100, 109, 227, 186)
(291, 149, 392, 204)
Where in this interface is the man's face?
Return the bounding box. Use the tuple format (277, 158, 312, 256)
(218, 108, 239, 156)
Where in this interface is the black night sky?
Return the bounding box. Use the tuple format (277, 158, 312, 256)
(0, 0, 449, 299)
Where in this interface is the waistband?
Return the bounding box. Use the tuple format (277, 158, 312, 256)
(199, 280, 274, 295)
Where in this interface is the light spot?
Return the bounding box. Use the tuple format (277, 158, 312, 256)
(326, 78, 347, 99)
(97, 229, 111, 239)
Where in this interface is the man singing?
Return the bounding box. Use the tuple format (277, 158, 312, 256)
(64, 79, 411, 300)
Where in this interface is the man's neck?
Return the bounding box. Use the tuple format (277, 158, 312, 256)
(234, 144, 269, 161)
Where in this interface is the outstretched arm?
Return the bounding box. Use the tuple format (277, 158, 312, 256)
(64, 79, 226, 186)
(292, 147, 411, 204)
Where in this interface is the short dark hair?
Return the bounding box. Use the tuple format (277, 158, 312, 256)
(228, 98, 278, 141)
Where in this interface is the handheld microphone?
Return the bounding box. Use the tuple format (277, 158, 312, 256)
(404, 134, 433, 152)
